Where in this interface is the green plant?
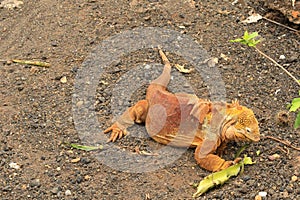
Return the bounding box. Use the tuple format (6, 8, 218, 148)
(230, 31, 300, 128)
(288, 91, 300, 129)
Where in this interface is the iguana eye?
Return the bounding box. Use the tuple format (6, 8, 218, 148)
(246, 127, 251, 133)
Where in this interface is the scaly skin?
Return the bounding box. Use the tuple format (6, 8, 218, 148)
(104, 48, 260, 172)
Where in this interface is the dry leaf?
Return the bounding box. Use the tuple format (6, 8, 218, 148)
(242, 13, 263, 24)
(175, 64, 193, 73)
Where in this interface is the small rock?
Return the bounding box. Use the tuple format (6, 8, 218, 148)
(291, 175, 298, 182)
(241, 175, 250, 182)
(81, 157, 91, 164)
(279, 55, 285, 59)
(144, 64, 151, 70)
(268, 153, 280, 161)
(65, 189, 72, 196)
(60, 76, 67, 83)
(255, 195, 262, 200)
(76, 101, 84, 107)
(9, 162, 20, 169)
(0, 0, 23, 9)
(282, 191, 289, 198)
(71, 157, 80, 163)
(76, 175, 83, 183)
(3, 185, 12, 192)
(30, 179, 41, 187)
(51, 41, 58, 47)
(143, 16, 151, 21)
(258, 191, 267, 197)
(286, 186, 293, 193)
(84, 175, 91, 181)
(51, 187, 60, 194)
(167, 186, 175, 192)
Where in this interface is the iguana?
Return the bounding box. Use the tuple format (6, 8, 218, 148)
(104, 48, 260, 172)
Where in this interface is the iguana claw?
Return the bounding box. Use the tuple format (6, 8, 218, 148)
(104, 124, 128, 142)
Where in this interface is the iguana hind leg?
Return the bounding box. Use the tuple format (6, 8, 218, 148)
(104, 100, 148, 142)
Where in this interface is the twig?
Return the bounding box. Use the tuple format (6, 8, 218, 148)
(262, 17, 299, 33)
(264, 135, 300, 151)
(1, 59, 50, 67)
(254, 47, 300, 87)
(12, 59, 50, 67)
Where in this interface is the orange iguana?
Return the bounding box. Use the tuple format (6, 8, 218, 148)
(104, 48, 260, 172)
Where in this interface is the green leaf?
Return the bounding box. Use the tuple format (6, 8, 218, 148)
(230, 38, 243, 43)
(247, 32, 259, 40)
(70, 143, 103, 151)
(192, 155, 255, 197)
(294, 111, 300, 129)
(289, 98, 300, 112)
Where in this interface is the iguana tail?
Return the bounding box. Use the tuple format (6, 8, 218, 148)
(151, 47, 172, 87)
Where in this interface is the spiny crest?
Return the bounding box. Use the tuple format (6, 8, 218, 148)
(235, 109, 256, 129)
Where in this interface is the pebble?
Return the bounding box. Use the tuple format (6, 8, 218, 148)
(71, 157, 81, 163)
(268, 154, 280, 161)
(84, 175, 91, 180)
(76, 101, 84, 107)
(9, 162, 20, 169)
(144, 64, 151, 70)
(76, 175, 83, 183)
(258, 191, 267, 197)
(279, 55, 285, 59)
(241, 175, 250, 182)
(51, 187, 60, 194)
(291, 175, 297, 182)
(282, 191, 289, 198)
(30, 179, 41, 187)
(65, 189, 72, 196)
(51, 41, 58, 47)
(81, 157, 91, 164)
(255, 195, 262, 200)
(60, 76, 67, 83)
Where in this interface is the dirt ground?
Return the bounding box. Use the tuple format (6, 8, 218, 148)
(0, 0, 299, 199)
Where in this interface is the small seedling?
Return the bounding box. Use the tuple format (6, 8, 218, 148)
(231, 31, 300, 129)
(230, 31, 261, 47)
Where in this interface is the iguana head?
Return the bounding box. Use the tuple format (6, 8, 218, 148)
(225, 100, 260, 142)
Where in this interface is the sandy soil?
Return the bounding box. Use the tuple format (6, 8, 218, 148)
(0, 0, 299, 199)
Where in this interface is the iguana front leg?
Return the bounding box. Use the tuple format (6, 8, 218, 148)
(194, 145, 240, 172)
(104, 100, 148, 142)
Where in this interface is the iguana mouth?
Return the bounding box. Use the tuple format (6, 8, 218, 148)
(243, 133, 260, 142)
(235, 129, 260, 142)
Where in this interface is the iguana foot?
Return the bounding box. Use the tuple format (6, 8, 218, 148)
(219, 157, 242, 170)
(104, 123, 128, 142)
